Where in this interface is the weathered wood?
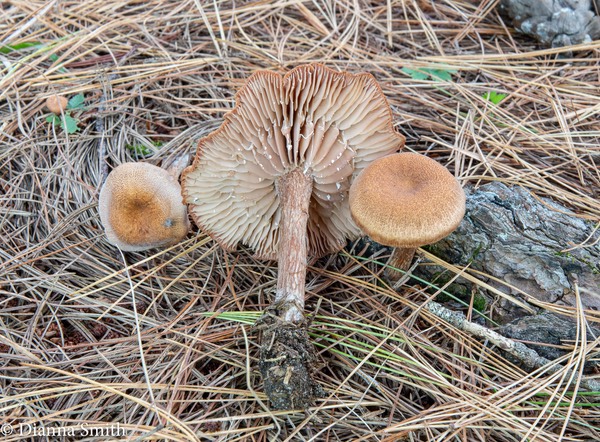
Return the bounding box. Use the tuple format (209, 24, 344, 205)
(417, 182, 600, 321)
(500, 312, 600, 374)
(498, 0, 600, 49)
(426, 301, 600, 392)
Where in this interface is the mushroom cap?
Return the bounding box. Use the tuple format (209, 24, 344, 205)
(46, 95, 68, 114)
(349, 152, 465, 247)
(182, 63, 405, 260)
(99, 162, 190, 251)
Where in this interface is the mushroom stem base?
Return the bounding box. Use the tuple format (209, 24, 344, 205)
(256, 311, 323, 410)
(385, 247, 417, 284)
(259, 168, 318, 409)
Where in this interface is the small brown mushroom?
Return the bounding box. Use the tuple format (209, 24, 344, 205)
(182, 63, 405, 409)
(99, 162, 189, 251)
(349, 152, 465, 281)
(46, 95, 68, 114)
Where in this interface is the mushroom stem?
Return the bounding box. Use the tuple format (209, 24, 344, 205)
(274, 168, 313, 323)
(386, 247, 416, 283)
(259, 168, 320, 409)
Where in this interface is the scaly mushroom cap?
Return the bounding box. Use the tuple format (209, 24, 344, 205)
(99, 162, 190, 251)
(349, 152, 466, 247)
(182, 63, 405, 260)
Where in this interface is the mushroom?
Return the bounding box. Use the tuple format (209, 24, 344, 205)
(46, 95, 68, 114)
(182, 63, 405, 408)
(99, 162, 190, 251)
(349, 152, 465, 282)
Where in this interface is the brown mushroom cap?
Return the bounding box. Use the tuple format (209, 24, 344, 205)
(349, 152, 466, 247)
(99, 162, 190, 251)
(46, 95, 68, 114)
(182, 63, 405, 260)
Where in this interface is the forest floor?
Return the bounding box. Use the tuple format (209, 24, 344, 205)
(1, 1, 599, 441)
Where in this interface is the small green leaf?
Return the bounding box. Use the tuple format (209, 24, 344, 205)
(46, 114, 79, 133)
(126, 144, 154, 156)
(429, 69, 452, 82)
(483, 91, 507, 105)
(46, 115, 61, 125)
(61, 115, 80, 134)
(0, 41, 42, 54)
(402, 67, 456, 82)
(67, 94, 85, 110)
(401, 67, 429, 81)
(48, 53, 69, 74)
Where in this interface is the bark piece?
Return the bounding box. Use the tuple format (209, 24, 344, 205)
(417, 182, 600, 321)
(426, 301, 600, 391)
(498, 0, 600, 49)
(500, 312, 600, 373)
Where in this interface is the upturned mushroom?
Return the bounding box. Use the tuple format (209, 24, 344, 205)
(99, 162, 190, 251)
(349, 152, 465, 282)
(182, 63, 405, 409)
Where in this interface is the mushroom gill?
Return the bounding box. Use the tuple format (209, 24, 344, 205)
(182, 63, 403, 260)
